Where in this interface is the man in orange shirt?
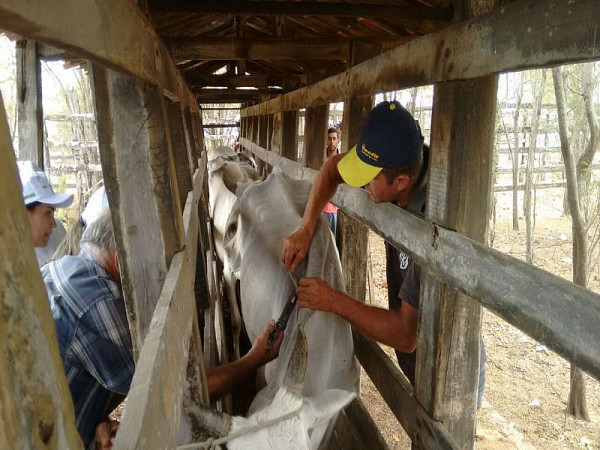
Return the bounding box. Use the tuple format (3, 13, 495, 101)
(322, 127, 340, 234)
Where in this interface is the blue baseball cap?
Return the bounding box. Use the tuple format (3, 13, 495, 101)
(338, 101, 424, 187)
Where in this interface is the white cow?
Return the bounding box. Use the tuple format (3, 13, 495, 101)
(196, 151, 358, 449)
(207, 146, 260, 359)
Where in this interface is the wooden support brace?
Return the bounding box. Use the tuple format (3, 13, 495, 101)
(303, 104, 328, 170)
(0, 92, 82, 449)
(183, 107, 199, 172)
(354, 333, 459, 449)
(281, 110, 299, 161)
(92, 67, 181, 352)
(164, 97, 193, 208)
(113, 189, 203, 449)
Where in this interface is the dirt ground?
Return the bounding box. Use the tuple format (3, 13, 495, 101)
(360, 216, 600, 449)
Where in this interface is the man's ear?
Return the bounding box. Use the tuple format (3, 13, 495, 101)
(113, 251, 120, 278)
(393, 173, 411, 192)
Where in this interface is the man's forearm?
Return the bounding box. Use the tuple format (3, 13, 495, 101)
(301, 154, 344, 234)
(331, 291, 417, 353)
(206, 354, 261, 399)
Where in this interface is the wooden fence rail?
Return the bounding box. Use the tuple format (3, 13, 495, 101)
(240, 137, 600, 382)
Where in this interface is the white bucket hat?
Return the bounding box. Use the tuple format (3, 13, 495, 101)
(17, 161, 73, 208)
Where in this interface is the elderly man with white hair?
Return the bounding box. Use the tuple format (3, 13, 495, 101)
(43, 209, 283, 449)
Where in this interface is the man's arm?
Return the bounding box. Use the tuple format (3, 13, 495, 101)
(207, 320, 284, 399)
(282, 153, 345, 273)
(297, 278, 418, 352)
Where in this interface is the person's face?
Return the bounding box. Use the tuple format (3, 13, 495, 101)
(327, 132, 339, 153)
(365, 172, 409, 204)
(28, 203, 57, 247)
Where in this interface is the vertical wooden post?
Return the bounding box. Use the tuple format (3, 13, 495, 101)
(267, 114, 274, 151)
(271, 112, 283, 155)
(337, 42, 376, 302)
(303, 104, 328, 170)
(192, 110, 205, 155)
(16, 39, 43, 167)
(164, 98, 193, 207)
(337, 96, 373, 301)
(252, 116, 259, 144)
(182, 107, 199, 172)
(257, 114, 269, 175)
(281, 110, 299, 161)
(0, 92, 82, 449)
(413, 2, 498, 444)
(91, 67, 182, 352)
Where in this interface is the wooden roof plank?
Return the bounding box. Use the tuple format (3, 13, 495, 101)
(171, 37, 351, 61)
(0, 0, 198, 110)
(150, 1, 453, 22)
(242, 0, 600, 117)
(188, 73, 307, 88)
(240, 137, 600, 381)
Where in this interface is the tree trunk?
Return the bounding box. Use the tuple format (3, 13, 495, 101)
(552, 66, 590, 421)
(524, 70, 546, 264)
(577, 63, 599, 219)
(511, 76, 523, 230)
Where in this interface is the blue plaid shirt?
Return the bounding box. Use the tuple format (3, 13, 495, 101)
(42, 249, 134, 449)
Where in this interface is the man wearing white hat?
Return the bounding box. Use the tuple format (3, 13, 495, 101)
(17, 161, 73, 260)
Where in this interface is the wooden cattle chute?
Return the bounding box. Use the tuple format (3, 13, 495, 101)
(0, 0, 599, 449)
(237, 0, 600, 447)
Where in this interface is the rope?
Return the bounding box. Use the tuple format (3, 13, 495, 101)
(177, 404, 303, 450)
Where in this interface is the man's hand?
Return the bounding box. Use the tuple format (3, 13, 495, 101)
(297, 277, 339, 313)
(95, 419, 119, 450)
(281, 224, 312, 274)
(247, 320, 284, 367)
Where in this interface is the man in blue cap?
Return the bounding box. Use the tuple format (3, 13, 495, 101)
(282, 101, 485, 406)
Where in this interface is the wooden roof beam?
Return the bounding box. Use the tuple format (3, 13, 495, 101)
(242, 0, 600, 117)
(150, 1, 453, 22)
(187, 73, 307, 89)
(171, 37, 349, 61)
(171, 36, 409, 61)
(195, 88, 280, 101)
(0, 0, 198, 111)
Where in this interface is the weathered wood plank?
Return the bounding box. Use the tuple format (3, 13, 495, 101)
(16, 38, 43, 167)
(195, 88, 282, 98)
(240, 138, 600, 381)
(165, 97, 193, 208)
(114, 190, 200, 449)
(337, 88, 372, 302)
(0, 0, 198, 110)
(0, 92, 82, 449)
(303, 105, 328, 170)
(353, 333, 459, 449)
(172, 37, 410, 62)
(242, 0, 600, 117)
(185, 166, 211, 409)
(92, 67, 175, 353)
(415, 73, 498, 447)
(281, 110, 299, 161)
(152, 1, 452, 20)
(183, 107, 199, 172)
(330, 398, 389, 450)
(270, 111, 283, 155)
(188, 73, 307, 89)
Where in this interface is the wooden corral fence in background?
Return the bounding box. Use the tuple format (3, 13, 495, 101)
(0, 0, 599, 449)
